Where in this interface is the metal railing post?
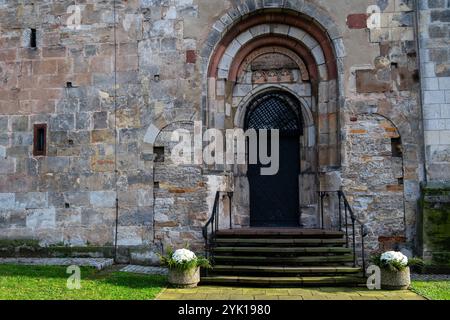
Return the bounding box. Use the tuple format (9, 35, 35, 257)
(352, 218, 356, 267)
(338, 191, 342, 232)
(361, 224, 366, 271)
(344, 203, 349, 248)
(320, 192, 325, 230)
(228, 192, 233, 230)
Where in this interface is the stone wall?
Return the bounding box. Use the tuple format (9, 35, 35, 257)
(342, 0, 423, 254)
(0, 0, 436, 263)
(343, 114, 406, 252)
(420, 183, 450, 266)
(418, 0, 450, 182)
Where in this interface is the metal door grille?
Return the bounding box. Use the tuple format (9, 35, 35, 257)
(246, 93, 300, 132)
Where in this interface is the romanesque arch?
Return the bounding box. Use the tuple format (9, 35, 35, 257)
(202, 3, 345, 228)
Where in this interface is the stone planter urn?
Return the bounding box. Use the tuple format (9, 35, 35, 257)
(381, 267, 411, 290)
(168, 267, 201, 288)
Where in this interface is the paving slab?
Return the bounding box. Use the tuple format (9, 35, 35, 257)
(120, 265, 168, 275)
(157, 285, 426, 300)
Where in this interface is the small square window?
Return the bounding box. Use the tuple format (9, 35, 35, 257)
(391, 137, 403, 158)
(33, 124, 47, 156)
(154, 146, 165, 163)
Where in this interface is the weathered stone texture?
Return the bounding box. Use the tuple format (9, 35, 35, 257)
(418, 0, 450, 182)
(0, 0, 442, 264)
(343, 114, 406, 252)
(420, 183, 450, 266)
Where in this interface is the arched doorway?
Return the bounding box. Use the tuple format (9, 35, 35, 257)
(203, 6, 343, 229)
(245, 92, 302, 227)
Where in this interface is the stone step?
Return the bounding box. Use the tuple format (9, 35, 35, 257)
(214, 238, 347, 246)
(210, 265, 362, 276)
(213, 255, 354, 265)
(212, 247, 352, 255)
(215, 228, 345, 239)
(201, 275, 364, 287)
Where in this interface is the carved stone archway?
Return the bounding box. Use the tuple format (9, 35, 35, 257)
(202, 5, 345, 228)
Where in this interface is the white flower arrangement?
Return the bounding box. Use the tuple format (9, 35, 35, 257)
(159, 247, 211, 271)
(172, 249, 197, 264)
(380, 251, 408, 267)
(372, 250, 418, 272)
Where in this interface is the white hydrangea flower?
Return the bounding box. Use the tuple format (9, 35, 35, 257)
(380, 251, 408, 267)
(172, 249, 197, 263)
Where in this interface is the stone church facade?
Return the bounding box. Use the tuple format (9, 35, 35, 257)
(0, 0, 448, 265)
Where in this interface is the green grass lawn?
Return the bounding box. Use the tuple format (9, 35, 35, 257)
(0, 265, 167, 300)
(411, 281, 450, 300)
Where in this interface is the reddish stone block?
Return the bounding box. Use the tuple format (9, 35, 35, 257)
(386, 185, 404, 192)
(347, 14, 368, 29)
(18, 100, 39, 114)
(117, 56, 138, 71)
(356, 69, 392, 93)
(91, 130, 115, 143)
(43, 46, 66, 58)
(18, 48, 41, 60)
(350, 129, 368, 135)
(90, 56, 112, 73)
(186, 50, 197, 64)
(56, 59, 72, 74)
(378, 236, 406, 251)
(73, 73, 92, 86)
(18, 75, 40, 89)
(32, 100, 56, 114)
(29, 89, 63, 100)
(32, 60, 58, 75)
(0, 100, 18, 115)
(0, 37, 20, 49)
(118, 43, 138, 56)
(0, 49, 17, 61)
(42, 32, 61, 47)
(37, 74, 68, 88)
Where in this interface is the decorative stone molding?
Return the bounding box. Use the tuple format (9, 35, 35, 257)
(205, 13, 341, 81)
(236, 46, 310, 82)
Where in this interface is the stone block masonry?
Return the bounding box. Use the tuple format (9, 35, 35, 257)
(420, 183, 450, 267)
(0, 0, 444, 265)
(419, 0, 450, 181)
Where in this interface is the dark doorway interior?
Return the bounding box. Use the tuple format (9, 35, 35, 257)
(246, 93, 302, 227)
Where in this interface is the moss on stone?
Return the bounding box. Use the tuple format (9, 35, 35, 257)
(421, 184, 450, 265)
(0, 239, 40, 249)
(0, 240, 115, 259)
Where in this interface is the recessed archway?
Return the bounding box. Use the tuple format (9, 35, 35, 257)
(202, 5, 344, 229)
(244, 91, 302, 227)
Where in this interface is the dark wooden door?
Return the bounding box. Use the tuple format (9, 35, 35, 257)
(248, 133, 300, 227)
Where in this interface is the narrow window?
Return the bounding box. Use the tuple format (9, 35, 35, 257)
(33, 124, 47, 156)
(391, 137, 403, 158)
(154, 146, 165, 162)
(30, 29, 37, 48)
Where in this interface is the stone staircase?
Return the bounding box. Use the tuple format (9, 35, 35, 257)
(201, 228, 365, 287)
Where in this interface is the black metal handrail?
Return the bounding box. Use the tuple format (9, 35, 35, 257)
(202, 191, 234, 264)
(319, 190, 368, 271)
